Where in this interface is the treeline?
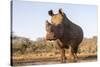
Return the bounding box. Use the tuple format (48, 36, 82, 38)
(12, 35, 97, 55)
(79, 36, 97, 53)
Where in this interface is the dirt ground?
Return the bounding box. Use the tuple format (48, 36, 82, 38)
(12, 53, 97, 66)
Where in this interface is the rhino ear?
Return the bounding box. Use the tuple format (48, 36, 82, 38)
(48, 10, 54, 16)
(59, 8, 64, 15)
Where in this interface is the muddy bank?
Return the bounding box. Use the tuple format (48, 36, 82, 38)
(12, 53, 97, 66)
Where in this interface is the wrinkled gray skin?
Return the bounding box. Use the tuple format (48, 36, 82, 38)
(45, 9, 83, 63)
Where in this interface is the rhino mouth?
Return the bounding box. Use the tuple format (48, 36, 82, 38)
(46, 37, 57, 41)
(46, 33, 57, 41)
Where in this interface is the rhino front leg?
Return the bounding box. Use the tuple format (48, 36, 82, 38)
(60, 48, 66, 63)
(55, 39, 66, 63)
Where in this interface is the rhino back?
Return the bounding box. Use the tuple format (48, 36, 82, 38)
(62, 21, 83, 45)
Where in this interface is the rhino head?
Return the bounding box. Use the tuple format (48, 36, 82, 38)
(45, 20, 64, 41)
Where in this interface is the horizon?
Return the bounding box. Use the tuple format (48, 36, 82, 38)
(12, 0, 98, 41)
(12, 33, 97, 41)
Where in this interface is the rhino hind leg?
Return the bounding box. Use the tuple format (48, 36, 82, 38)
(68, 45, 79, 62)
(73, 45, 80, 62)
(73, 53, 79, 62)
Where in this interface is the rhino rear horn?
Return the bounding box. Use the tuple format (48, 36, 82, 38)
(45, 20, 52, 27)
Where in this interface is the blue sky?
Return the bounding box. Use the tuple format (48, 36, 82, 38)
(12, 0, 97, 41)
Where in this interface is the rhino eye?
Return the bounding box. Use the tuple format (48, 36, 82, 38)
(46, 26, 50, 31)
(56, 24, 63, 28)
